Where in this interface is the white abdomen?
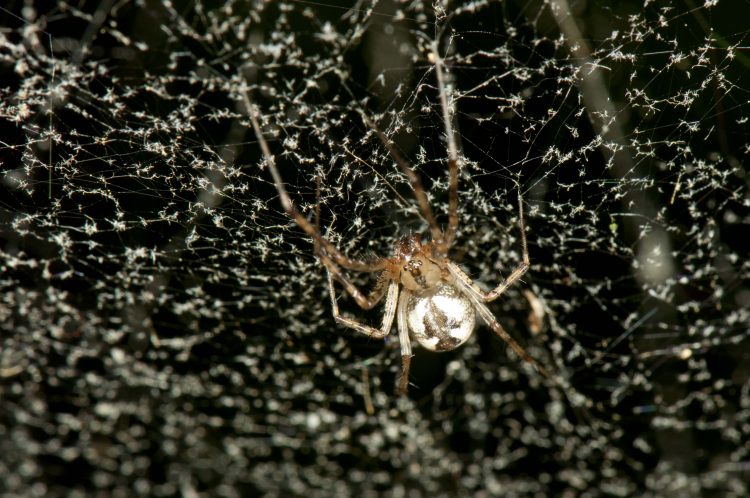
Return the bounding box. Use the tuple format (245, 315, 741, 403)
(406, 282, 476, 352)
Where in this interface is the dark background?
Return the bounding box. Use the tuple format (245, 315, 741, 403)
(1, 1, 749, 496)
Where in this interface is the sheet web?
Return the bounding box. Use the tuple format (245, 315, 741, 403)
(0, 1, 748, 496)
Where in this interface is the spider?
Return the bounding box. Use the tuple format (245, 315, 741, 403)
(244, 42, 548, 395)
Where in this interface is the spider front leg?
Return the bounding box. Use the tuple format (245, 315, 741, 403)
(449, 188, 530, 303)
(322, 254, 390, 311)
(446, 250, 529, 305)
(324, 262, 399, 339)
(359, 41, 461, 257)
(244, 92, 385, 274)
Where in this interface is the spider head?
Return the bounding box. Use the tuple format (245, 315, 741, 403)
(393, 234, 443, 292)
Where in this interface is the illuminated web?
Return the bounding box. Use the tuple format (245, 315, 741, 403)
(1, 1, 748, 496)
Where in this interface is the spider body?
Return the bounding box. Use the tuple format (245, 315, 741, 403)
(389, 235, 475, 352)
(246, 38, 548, 395)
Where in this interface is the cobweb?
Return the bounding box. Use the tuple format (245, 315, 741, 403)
(1, 0, 749, 496)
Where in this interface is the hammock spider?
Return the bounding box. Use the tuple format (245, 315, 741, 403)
(245, 42, 548, 395)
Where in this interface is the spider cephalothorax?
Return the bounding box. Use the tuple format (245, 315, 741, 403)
(391, 235, 444, 292)
(246, 38, 548, 395)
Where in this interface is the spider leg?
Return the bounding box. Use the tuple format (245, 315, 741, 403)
(361, 113, 444, 246)
(313, 182, 389, 311)
(482, 188, 530, 302)
(446, 189, 530, 302)
(326, 257, 413, 396)
(449, 258, 529, 304)
(244, 93, 384, 273)
(450, 270, 548, 378)
(396, 290, 414, 395)
(473, 298, 549, 378)
(325, 266, 398, 338)
(322, 254, 390, 310)
(431, 41, 460, 255)
(359, 41, 461, 256)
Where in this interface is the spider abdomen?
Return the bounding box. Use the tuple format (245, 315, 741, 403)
(406, 282, 476, 352)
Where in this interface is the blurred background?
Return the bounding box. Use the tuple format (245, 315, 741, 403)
(1, 0, 748, 496)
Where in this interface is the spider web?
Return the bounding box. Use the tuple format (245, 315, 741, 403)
(1, 0, 749, 496)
